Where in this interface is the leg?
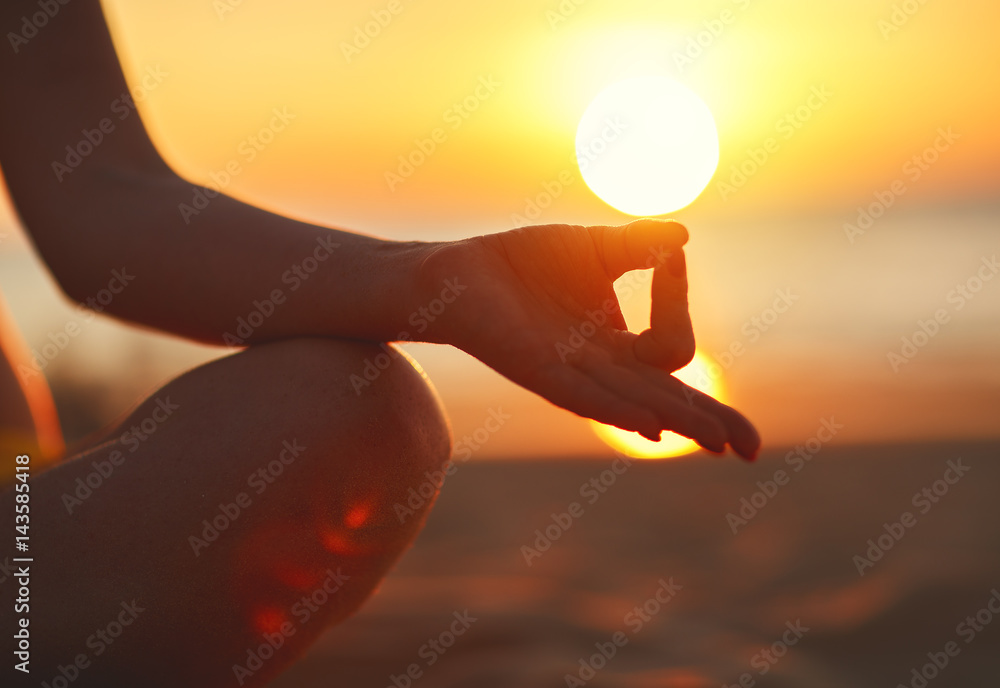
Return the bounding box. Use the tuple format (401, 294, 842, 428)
(2, 338, 451, 687)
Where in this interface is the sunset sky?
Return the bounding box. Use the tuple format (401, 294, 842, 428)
(2, 0, 998, 458)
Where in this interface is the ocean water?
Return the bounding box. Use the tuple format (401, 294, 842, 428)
(271, 440, 1000, 688)
(2, 202, 998, 452)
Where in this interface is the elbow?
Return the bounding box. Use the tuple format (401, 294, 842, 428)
(30, 235, 94, 306)
(23, 165, 171, 310)
(57, 265, 138, 312)
(29, 226, 133, 312)
(43, 257, 89, 307)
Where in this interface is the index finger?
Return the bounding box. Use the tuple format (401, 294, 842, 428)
(590, 218, 688, 281)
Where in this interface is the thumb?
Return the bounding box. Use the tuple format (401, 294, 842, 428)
(591, 218, 688, 280)
(633, 247, 696, 372)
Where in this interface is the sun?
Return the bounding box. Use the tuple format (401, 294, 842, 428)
(575, 76, 719, 216)
(590, 349, 726, 459)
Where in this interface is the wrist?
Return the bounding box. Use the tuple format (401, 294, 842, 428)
(395, 238, 477, 346)
(370, 238, 457, 345)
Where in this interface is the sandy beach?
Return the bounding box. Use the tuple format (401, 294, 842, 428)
(270, 439, 1000, 688)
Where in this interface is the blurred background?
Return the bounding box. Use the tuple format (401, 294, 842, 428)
(2, 0, 997, 457)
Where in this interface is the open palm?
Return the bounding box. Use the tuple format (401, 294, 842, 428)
(420, 219, 760, 460)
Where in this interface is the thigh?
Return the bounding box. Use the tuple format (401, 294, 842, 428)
(2, 337, 451, 688)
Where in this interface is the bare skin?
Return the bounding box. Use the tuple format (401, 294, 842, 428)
(0, 1, 760, 685)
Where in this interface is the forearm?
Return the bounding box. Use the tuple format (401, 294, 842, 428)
(0, 0, 438, 345)
(34, 169, 440, 345)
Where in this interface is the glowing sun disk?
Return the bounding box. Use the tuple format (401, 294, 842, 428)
(576, 76, 719, 216)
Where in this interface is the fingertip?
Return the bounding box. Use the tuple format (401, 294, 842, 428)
(686, 391, 761, 463)
(640, 429, 661, 442)
(697, 439, 726, 454)
(630, 410, 663, 443)
(733, 431, 762, 463)
(680, 413, 727, 455)
(726, 414, 762, 462)
(633, 329, 695, 374)
(595, 218, 689, 279)
(630, 218, 689, 246)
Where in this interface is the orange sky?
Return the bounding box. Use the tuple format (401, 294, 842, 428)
(98, 0, 1000, 226)
(2, 0, 998, 458)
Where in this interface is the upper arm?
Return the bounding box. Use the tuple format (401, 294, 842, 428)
(0, 0, 174, 296)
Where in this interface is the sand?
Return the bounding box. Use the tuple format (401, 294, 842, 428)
(270, 439, 1000, 687)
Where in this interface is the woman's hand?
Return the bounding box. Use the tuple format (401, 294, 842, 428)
(417, 219, 760, 460)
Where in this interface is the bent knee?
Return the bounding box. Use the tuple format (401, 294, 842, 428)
(20, 338, 452, 687)
(234, 337, 452, 485)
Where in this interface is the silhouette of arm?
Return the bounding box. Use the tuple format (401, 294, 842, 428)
(0, 0, 431, 345)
